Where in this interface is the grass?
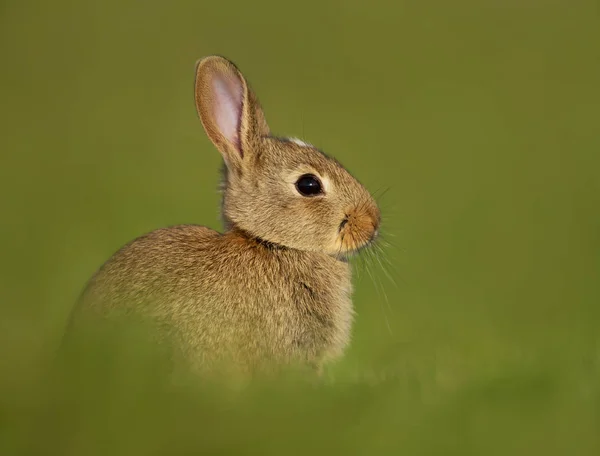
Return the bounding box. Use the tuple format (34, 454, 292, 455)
(1, 0, 599, 454)
(2, 336, 599, 455)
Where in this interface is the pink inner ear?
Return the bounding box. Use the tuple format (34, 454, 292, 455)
(212, 73, 243, 152)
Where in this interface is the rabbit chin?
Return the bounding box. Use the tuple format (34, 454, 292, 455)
(329, 240, 375, 262)
(328, 231, 378, 261)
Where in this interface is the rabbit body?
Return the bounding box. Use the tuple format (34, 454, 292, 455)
(79, 225, 352, 372)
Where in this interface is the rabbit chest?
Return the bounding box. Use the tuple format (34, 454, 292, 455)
(175, 238, 356, 368)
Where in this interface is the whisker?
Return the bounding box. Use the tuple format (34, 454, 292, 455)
(364, 248, 394, 336)
(373, 244, 398, 289)
(374, 186, 391, 203)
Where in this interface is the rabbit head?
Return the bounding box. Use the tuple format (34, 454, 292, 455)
(194, 56, 380, 258)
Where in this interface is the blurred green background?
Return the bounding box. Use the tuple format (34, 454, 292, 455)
(1, 0, 599, 454)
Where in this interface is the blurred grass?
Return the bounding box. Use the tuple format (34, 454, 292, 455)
(1, 0, 599, 454)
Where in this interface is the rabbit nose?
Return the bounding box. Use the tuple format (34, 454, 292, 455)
(372, 227, 379, 241)
(368, 220, 380, 243)
(368, 206, 381, 236)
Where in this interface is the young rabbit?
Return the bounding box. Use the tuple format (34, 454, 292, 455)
(70, 56, 381, 376)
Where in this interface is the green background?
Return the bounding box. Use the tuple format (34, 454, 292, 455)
(1, 0, 599, 454)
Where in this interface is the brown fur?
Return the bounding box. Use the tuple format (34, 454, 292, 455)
(69, 56, 381, 376)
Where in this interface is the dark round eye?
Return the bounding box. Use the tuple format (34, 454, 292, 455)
(295, 174, 323, 197)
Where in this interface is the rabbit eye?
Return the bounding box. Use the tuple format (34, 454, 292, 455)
(295, 174, 323, 197)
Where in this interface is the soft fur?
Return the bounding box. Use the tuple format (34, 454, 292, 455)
(69, 56, 381, 375)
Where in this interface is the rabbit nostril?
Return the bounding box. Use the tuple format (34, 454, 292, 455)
(339, 217, 349, 232)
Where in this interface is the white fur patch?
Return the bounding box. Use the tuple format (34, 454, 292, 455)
(287, 137, 312, 147)
(319, 174, 332, 193)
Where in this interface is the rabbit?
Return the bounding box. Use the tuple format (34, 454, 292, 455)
(67, 56, 381, 377)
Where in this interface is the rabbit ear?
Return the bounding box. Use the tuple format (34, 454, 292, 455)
(194, 56, 270, 172)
